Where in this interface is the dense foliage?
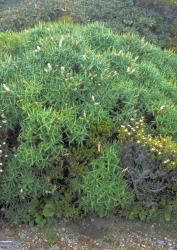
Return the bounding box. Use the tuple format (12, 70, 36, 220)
(0, 22, 177, 224)
(0, 0, 177, 51)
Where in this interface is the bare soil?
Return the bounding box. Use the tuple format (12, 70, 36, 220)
(0, 215, 177, 250)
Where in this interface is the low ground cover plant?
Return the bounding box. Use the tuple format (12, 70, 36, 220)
(0, 21, 177, 224)
(0, 0, 177, 52)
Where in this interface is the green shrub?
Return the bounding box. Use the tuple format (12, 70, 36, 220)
(0, 0, 177, 52)
(0, 0, 72, 32)
(0, 22, 177, 223)
(134, 0, 177, 52)
(80, 144, 133, 217)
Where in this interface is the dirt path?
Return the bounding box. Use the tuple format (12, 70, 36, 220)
(0, 215, 177, 249)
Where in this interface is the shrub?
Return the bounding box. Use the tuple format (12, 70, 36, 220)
(120, 118, 177, 207)
(80, 144, 133, 217)
(0, 0, 177, 52)
(134, 0, 177, 51)
(0, 22, 177, 223)
(0, 0, 72, 32)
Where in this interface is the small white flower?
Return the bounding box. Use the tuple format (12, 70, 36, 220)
(0, 163, 2, 166)
(47, 63, 52, 71)
(2, 84, 11, 92)
(82, 55, 87, 60)
(59, 38, 63, 48)
(0, 169, 3, 173)
(5, 155, 7, 158)
(159, 105, 165, 111)
(34, 46, 41, 53)
(0, 150, 2, 154)
(94, 102, 99, 106)
(20, 188, 23, 193)
(61, 66, 65, 73)
(45, 190, 52, 194)
(91, 95, 95, 102)
(44, 63, 52, 72)
(163, 159, 170, 164)
(2, 142, 6, 145)
(127, 67, 131, 73)
(122, 167, 129, 173)
(127, 67, 136, 74)
(97, 143, 101, 152)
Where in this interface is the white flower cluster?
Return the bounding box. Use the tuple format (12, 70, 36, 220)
(0, 114, 7, 173)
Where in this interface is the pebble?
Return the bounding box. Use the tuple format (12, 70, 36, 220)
(96, 241, 99, 246)
(1, 218, 177, 250)
(0, 241, 24, 250)
(156, 239, 164, 246)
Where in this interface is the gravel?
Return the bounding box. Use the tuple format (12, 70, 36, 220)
(0, 216, 177, 249)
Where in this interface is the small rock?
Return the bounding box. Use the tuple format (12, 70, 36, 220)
(0, 241, 24, 250)
(156, 239, 165, 248)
